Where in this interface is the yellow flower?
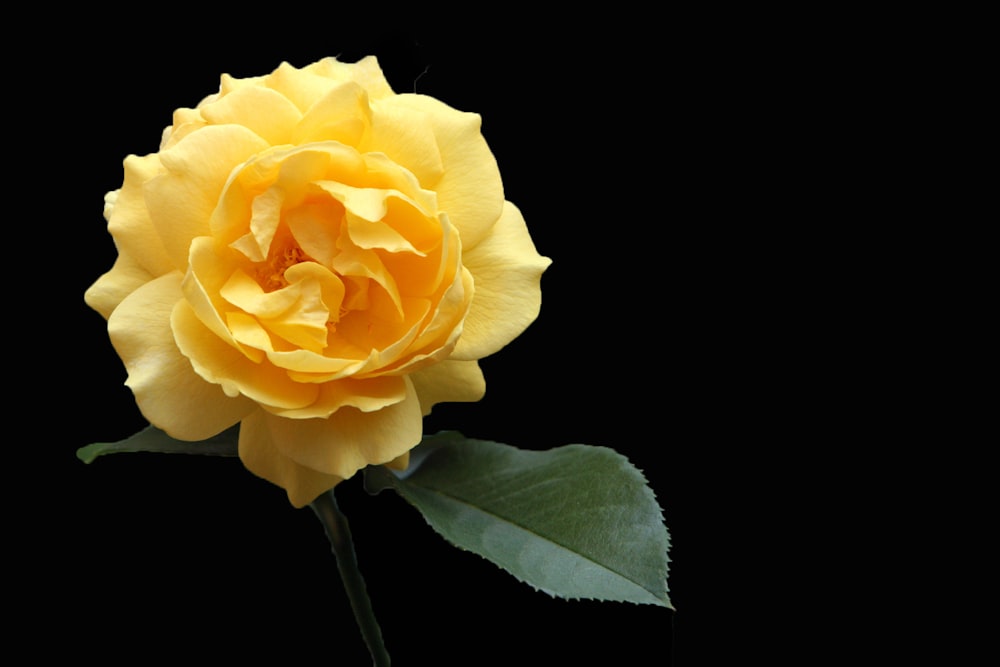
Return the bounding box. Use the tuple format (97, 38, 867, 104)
(85, 57, 550, 507)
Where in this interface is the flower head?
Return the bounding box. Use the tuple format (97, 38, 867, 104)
(86, 57, 550, 506)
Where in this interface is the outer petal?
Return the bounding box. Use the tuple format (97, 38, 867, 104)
(365, 99, 444, 188)
(199, 85, 302, 146)
(409, 359, 486, 415)
(144, 124, 271, 270)
(85, 251, 158, 320)
(304, 56, 396, 100)
(239, 378, 423, 507)
(238, 409, 344, 508)
(371, 94, 503, 249)
(264, 62, 341, 114)
(452, 201, 551, 360)
(108, 273, 255, 439)
(292, 81, 371, 146)
(269, 377, 422, 475)
(107, 153, 174, 279)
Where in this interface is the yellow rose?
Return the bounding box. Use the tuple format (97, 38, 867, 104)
(85, 56, 550, 507)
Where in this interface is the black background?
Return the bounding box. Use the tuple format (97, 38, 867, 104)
(17, 13, 741, 666)
(12, 9, 963, 666)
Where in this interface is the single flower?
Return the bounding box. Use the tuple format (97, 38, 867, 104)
(86, 56, 550, 507)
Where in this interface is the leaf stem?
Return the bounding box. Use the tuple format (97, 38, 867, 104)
(310, 489, 391, 666)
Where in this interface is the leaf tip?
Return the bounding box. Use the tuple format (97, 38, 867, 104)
(76, 444, 101, 464)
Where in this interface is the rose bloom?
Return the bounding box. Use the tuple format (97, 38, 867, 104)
(85, 57, 550, 507)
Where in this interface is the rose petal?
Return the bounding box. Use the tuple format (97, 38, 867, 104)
(238, 409, 345, 508)
(229, 187, 284, 262)
(305, 56, 396, 100)
(145, 124, 270, 269)
(171, 299, 319, 410)
(292, 81, 370, 146)
(107, 153, 174, 277)
(314, 179, 421, 225)
(407, 254, 472, 356)
(409, 359, 486, 415)
(264, 61, 341, 114)
(269, 374, 407, 419)
(161, 106, 208, 150)
(200, 84, 303, 146)
(239, 377, 422, 506)
(255, 281, 330, 354)
(365, 99, 445, 187)
(213, 143, 362, 250)
(330, 229, 402, 316)
(85, 252, 159, 320)
(353, 152, 440, 212)
(268, 376, 421, 474)
(346, 211, 424, 255)
(226, 311, 273, 357)
(270, 349, 370, 379)
(285, 198, 344, 267)
(452, 201, 551, 360)
(184, 237, 254, 353)
(219, 72, 266, 97)
(225, 310, 369, 379)
(221, 269, 298, 319)
(333, 290, 430, 367)
(222, 261, 346, 358)
(108, 272, 255, 439)
(376, 94, 504, 249)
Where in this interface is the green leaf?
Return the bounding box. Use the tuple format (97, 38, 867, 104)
(77, 425, 239, 463)
(365, 431, 672, 608)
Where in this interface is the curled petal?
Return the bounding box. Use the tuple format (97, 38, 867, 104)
(330, 231, 403, 315)
(171, 299, 319, 410)
(183, 237, 254, 355)
(221, 263, 342, 353)
(225, 313, 369, 380)
(452, 201, 551, 361)
(268, 375, 408, 419)
(228, 186, 284, 262)
(108, 273, 255, 439)
(405, 260, 473, 358)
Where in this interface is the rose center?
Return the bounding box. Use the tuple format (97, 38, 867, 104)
(256, 241, 309, 292)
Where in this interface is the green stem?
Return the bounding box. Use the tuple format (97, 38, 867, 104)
(310, 489, 391, 666)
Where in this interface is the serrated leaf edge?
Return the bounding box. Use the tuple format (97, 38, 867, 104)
(375, 444, 673, 609)
(407, 479, 671, 607)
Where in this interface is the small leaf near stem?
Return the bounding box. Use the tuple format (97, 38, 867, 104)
(76, 425, 239, 463)
(310, 489, 391, 667)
